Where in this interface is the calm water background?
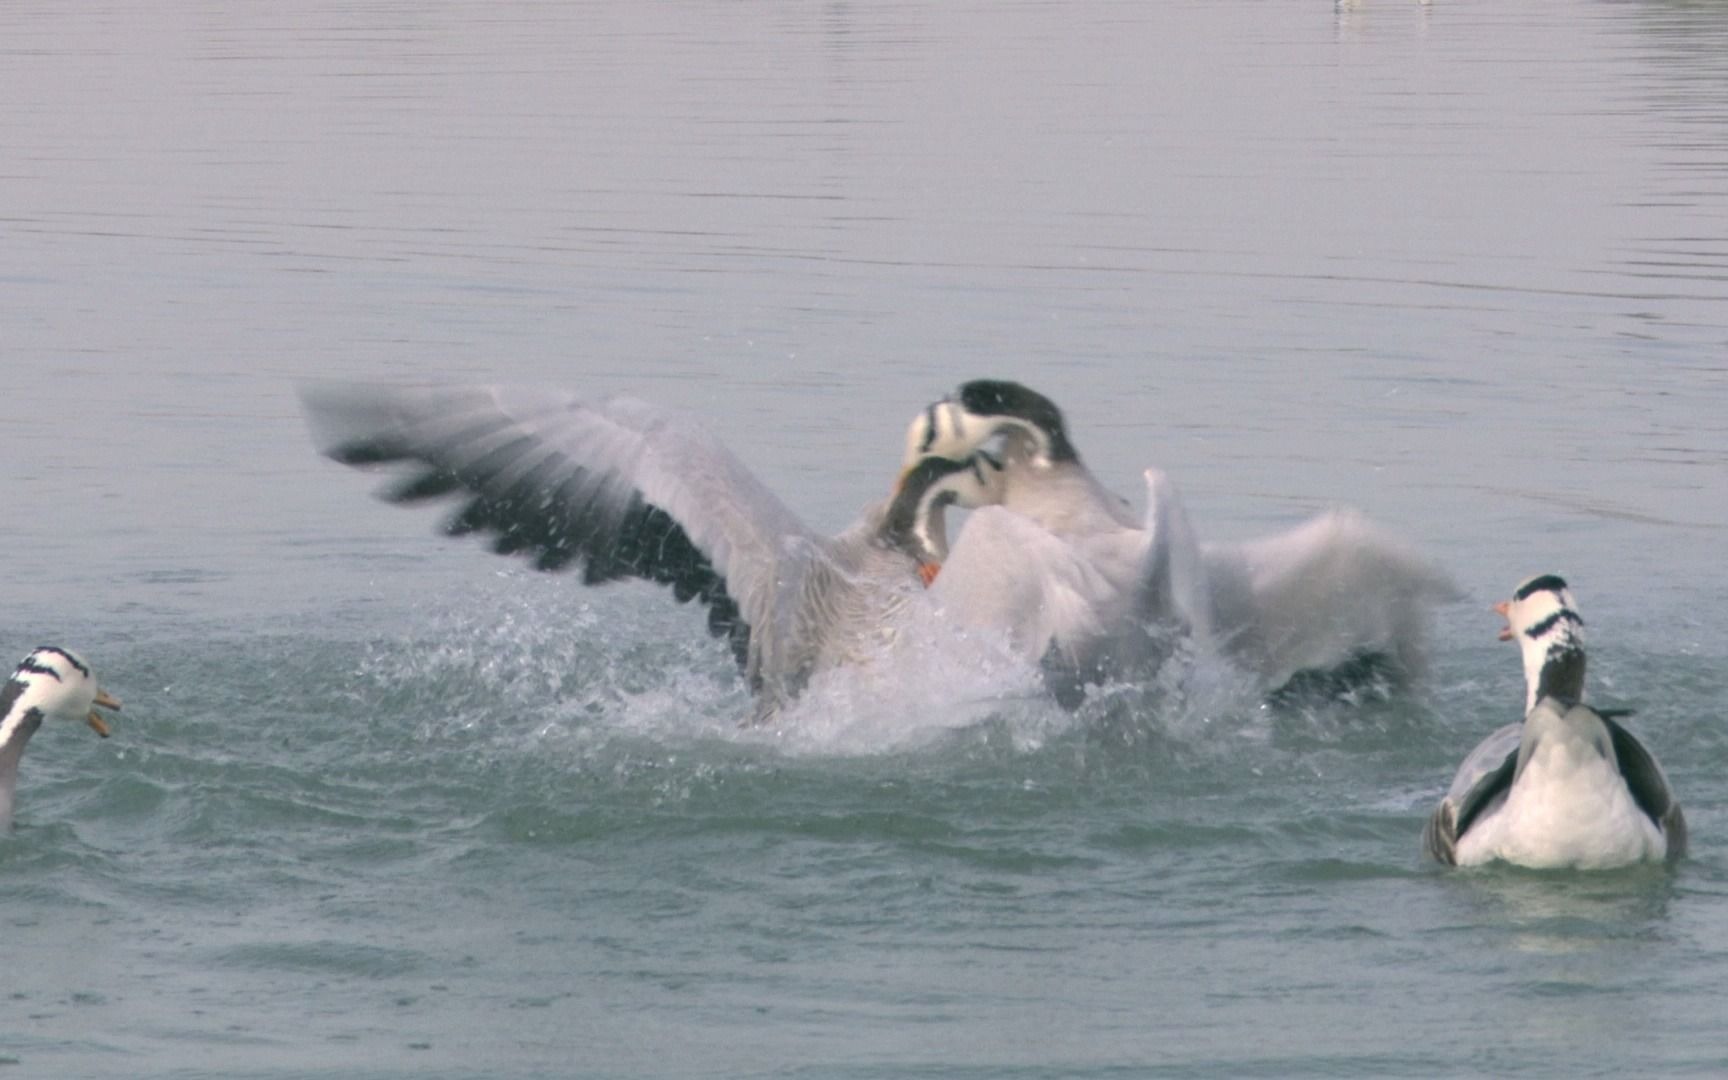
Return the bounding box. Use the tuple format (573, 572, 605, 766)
(3, 1, 1727, 1076)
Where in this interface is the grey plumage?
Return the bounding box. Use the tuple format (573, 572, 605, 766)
(301, 383, 952, 721)
(905, 379, 1458, 698)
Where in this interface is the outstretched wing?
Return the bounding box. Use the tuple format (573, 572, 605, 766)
(1204, 509, 1461, 689)
(300, 383, 817, 676)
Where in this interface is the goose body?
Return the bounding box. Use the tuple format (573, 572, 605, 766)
(915, 466, 1208, 704)
(1422, 574, 1685, 869)
(0, 647, 121, 830)
(302, 384, 1013, 722)
(906, 379, 1456, 696)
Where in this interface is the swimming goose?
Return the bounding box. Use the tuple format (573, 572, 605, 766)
(906, 379, 1457, 694)
(1421, 574, 1685, 869)
(301, 383, 1010, 723)
(0, 647, 121, 831)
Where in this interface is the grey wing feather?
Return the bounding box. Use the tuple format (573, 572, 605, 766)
(1135, 468, 1210, 638)
(1203, 510, 1460, 687)
(1421, 801, 1460, 866)
(300, 382, 818, 673)
(1423, 723, 1522, 865)
(931, 506, 1112, 667)
(1660, 804, 1688, 862)
(1604, 714, 1685, 858)
(1443, 723, 1523, 807)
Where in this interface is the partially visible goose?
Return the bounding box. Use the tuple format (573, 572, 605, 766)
(301, 383, 1010, 723)
(1422, 574, 1685, 869)
(905, 442, 1210, 705)
(905, 379, 1457, 694)
(0, 647, 121, 831)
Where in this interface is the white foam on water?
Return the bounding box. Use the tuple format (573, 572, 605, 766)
(340, 571, 1446, 771)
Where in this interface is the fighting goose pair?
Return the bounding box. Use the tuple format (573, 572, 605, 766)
(1424, 575, 1684, 869)
(0, 647, 121, 831)
(305, 379, 1459, 719)
(903, 380, 1461, 698)
(301, 384, 1087, 724)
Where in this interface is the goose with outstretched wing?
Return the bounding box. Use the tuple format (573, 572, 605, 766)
(302, 383, 995, 723)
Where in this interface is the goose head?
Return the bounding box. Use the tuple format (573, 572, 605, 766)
(0, 647, 121, 830)
(884, 453, 1004, 584)
(1495, 574, 1585, 712)
(903, 380, 1080, 485)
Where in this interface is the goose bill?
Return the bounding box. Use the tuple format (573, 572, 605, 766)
(87, 689, 122, 737)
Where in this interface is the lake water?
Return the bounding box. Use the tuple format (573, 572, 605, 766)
(3, 1, 1727, 1076)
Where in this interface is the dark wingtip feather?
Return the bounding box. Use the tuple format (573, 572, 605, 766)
(327, 437, 413, 467)
(383, 469, 465, 504)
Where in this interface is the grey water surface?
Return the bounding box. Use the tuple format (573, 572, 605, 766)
(3, 1, 1727, 1076)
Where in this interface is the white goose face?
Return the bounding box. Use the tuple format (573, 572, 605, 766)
(0, 647, 121, 744)
(903, 379, 1078, 475)
(1497, 574, 1582, 646)
(899, 407, 1007, 512)
(902, 399, 982, 468)
(1495, 574, 1585, 709)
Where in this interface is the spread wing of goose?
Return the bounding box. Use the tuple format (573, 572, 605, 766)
(1422, 574, 1684, 869)
(0, 647, 121, 831)
(302, 383, 984, 722)
(924, 506, 1115, 671)
(1200, 509, 1459, 692)
(904, 445, 1212, 705)
(906, 379, 1458, 694)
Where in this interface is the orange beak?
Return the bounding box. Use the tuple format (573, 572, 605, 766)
(918, 562, 941, 588)
(1493, 600, 1512, 641)
(87, 689, 119, 738)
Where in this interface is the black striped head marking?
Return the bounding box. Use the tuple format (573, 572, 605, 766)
(1507, 574, 1584, 642)
(953, 380, 1079, 464)
(1, 647, 118, 745)
(885, 454, 1000, 564)
(1514, 574, 1570, 603)
(1524, 608, 1584, 641)
(17, 646, 91, 682)
(1502, 574, 1587, 711)
(917, 403, 940, 454)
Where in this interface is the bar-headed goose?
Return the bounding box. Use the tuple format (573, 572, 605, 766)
(0, 647, 121, 831)
(1421, 574, 1685, 869)
(302, 384, 1035, 723)
(905, 379, 1457, 696)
